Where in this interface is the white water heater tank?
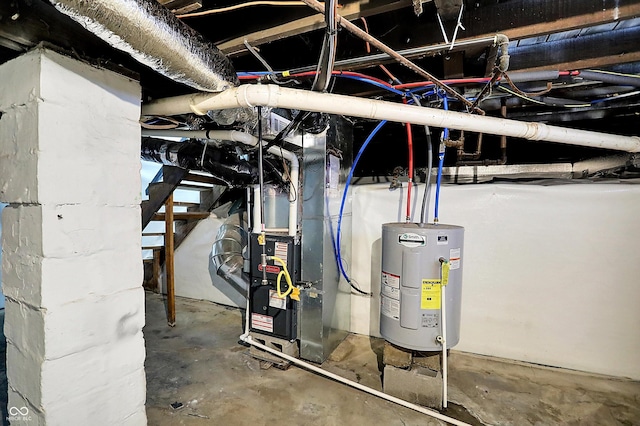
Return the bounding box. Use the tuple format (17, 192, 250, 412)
(380, 223, 464, 351)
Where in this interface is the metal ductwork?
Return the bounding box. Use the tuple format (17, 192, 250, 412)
(49, 0, 238, 92)
(211, 212, 250, 305)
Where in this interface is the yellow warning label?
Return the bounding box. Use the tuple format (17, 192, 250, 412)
(421, 279, 441, 310)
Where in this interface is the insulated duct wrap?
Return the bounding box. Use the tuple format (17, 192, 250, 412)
(141, 137, 256, 187)
(49, 0, 238, 91)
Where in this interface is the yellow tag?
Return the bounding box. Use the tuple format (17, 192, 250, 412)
(257, 233, 266, 245)
(290, 287, 300, 301)
(282, 70, 291, 77)
(441, 261, 450, 286)
(421, 279, 441, 309)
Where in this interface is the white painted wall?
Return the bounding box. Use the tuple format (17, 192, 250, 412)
(173, 214, 247, 307)
(350, 181, 640, 380)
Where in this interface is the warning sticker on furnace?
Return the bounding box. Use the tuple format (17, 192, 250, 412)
(269, 289, 287, 310)
(251, 313, 274, 333)
(421, 279, 441, 310)
(274, 242, 289, 265)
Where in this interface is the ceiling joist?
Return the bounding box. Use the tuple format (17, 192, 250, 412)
(216, 0, 416, 56)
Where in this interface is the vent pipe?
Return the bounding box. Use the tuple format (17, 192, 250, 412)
(49, 0, 238, 92)
(141, 137, 257, 187)
(142, 84, 640, 153)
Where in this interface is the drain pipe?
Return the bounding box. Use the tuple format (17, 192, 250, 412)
(142, 128, 299, 236)
(49, 0, 238, 91)
(238, 331, 470, 425)
(142, 85, 640, 153)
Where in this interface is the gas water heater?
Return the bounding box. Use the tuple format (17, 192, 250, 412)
(380, 223, 464, 351)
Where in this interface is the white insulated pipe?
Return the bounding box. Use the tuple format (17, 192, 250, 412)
(441, 283, 448, 409)
(238, 332, 471, 426)
(142, 84, 640, 153)
(141, 129, 259, 146)
(142, 128, 299, 236)
(238, 288, 470, 425)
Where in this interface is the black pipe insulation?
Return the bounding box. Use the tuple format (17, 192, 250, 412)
(578, 70, 640, 88)
(507, 70, 561, 83)
(141, 137, 268, 188)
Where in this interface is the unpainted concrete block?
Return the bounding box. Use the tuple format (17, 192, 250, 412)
(383, 365, 443, 410)
(413, 351, 442, 372)
(383, 340, 412, 368)
(250, 333, 299, 365)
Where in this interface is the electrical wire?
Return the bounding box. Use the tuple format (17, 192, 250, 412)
(584, 69, 640, 79)
(312, 0, 337, 91)
(496, 86, 592, 108)
(335, 120, 388, 295)
(270, 256, 299, 300)
(242, 40, 287, 85)
(177, 1, 306, 18)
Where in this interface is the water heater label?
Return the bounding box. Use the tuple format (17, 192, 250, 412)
(437, 234, 449, 245)
(449, 248, 461, 270)
(381, 271, 400, 299)
(422, 313, 439, 328)
(398, 233, 426, 248)
(421, 279, 441, 310)
(381, 296, 400, 320)
(251, 313, 274, 333)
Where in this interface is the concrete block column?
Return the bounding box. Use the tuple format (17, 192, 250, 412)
(0, 48, 146, 425)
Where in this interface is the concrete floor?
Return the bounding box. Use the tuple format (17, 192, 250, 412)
(144, 293, 640, 426)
